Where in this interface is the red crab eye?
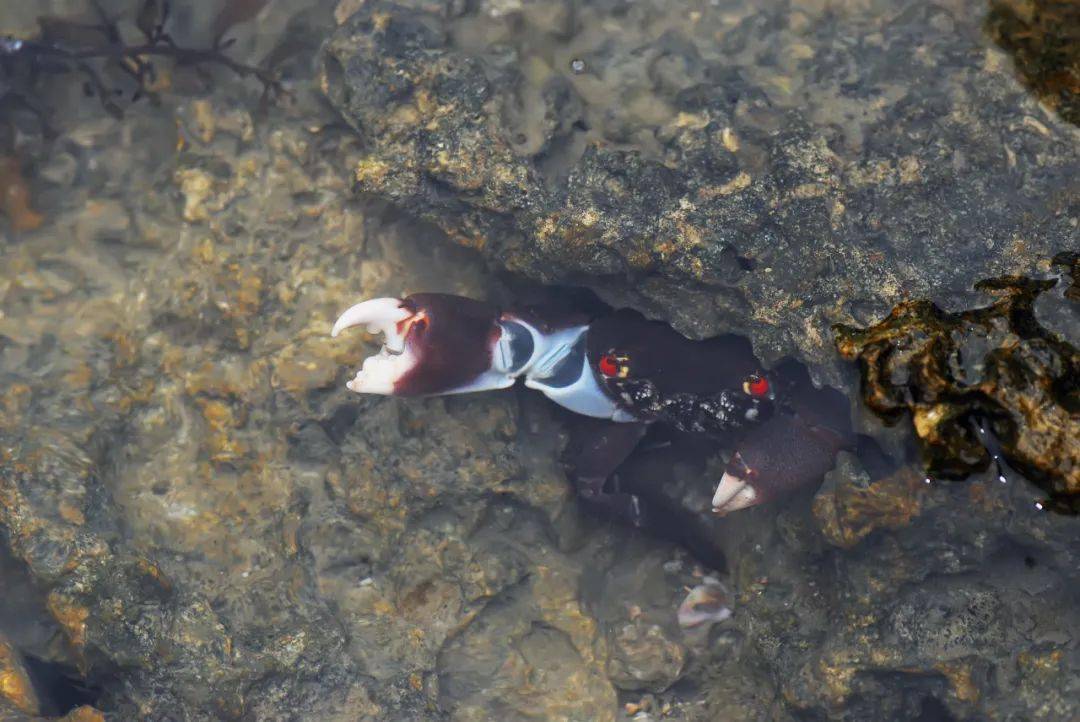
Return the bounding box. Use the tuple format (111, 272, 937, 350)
(598, 354, 620, 377)
(745, 374, 770, 397)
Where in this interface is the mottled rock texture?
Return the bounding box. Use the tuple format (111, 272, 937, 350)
(0, 1, 1078, 721)
(987, 0, 1079, 125)
(317, 1, 1080, 719)
(320, 0, 1079, 380)
(0, 4, 704, 719)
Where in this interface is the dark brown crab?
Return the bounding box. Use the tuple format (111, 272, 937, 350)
(331, 293, 855, 525)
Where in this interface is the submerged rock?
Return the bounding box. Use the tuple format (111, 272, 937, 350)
(0, 16, 657, 719)
(318, 7, 1080, 716)
(0, 157, 43, 232)
(835, 274, 1080, 509)
(813, 456, 928, 549)
(0, 634, 40, 717)
(690, 444, 1080, 721)
(987, 0, 1080, 126)
(320, 0, 1078, 379)
(0, 1, 1077, 720)
(605, 621, 687, 693)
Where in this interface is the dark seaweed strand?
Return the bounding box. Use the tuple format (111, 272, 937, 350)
(1, 0, 280, 117)
(12, 38, 279, 94)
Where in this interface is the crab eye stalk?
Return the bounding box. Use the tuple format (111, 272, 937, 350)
(743, 374, 770, 398)
(598, 351, 630, 378)
(598, 354, 619, 377)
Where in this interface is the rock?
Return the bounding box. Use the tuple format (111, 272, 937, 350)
(37, 150, 78, 187)
(320, 0, 1079, 381)
(0, 634, 40, 716)
(1, 2, 1078, 721)
(0, 156, 43, 232)
(1054, 251, 1079, 302)
(435, 541, 619, 721)
(0, 11, 641, 718)
(606, 620, 687, 693)
(813, 454, 928, 549)
(986, 0, 1079, 125)
(690, 472, 1080, 720)
(835, 275, 1080, 507)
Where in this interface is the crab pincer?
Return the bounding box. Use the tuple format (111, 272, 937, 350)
(712, 363, 853, 515)
(331, 293, 635, 419)
(331, 294, 508, 396)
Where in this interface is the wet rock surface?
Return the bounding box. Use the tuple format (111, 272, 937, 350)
(683, 447, 1080, 721)
(320, 0, 1079, 379)
(836, 274, 1080, 509)
(0, 3, 706, 719)
(0, 1, 1077, 721)
(987, 0, 1079, 126)
(0, 634, 40, 718)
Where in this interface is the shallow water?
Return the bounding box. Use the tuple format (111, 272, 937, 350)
(1, 1, 1078, 720)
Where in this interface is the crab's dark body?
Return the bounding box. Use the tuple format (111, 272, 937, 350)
(332, 293, 855, 525)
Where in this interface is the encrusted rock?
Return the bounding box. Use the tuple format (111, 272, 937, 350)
(606, 620, 687, 693)
(0, 634, 39, 716)
(835, 275, 1080, 508)
(1, 2, 1078, 720)
(813, 454, 928, 549)
(986, 0, 1079, 125)
(321, 0, 1079, 380)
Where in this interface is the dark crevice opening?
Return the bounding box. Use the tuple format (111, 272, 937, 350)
(20, 653, 103, 716)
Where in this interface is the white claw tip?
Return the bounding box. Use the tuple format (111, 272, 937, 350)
(711, 470, 758, 515)
(332, 297, 418, 395)
(331, 297, 411, 339)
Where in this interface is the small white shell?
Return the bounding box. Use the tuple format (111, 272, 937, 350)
(677, 579, 732, 629)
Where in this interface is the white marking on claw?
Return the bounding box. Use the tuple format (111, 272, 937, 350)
(344, 346, 418, 395)
(331, 298, 412, 341)
(517, 323, 638, 421)
(333, 298, 418, 395)
(711, 470, 758, 515)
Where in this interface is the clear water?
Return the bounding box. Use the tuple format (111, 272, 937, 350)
(0, 1, 1077, 720)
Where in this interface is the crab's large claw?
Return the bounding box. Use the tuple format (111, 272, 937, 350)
(331, 293, 513, 396)
(711, 361, 853, 515)
(711, 414, 848, 514)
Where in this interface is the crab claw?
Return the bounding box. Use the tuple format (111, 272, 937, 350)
(711, 453, 760, 514)
(331, 297, 413, 340)
(711, 360, 854, 515)
(331, 297, 417, 394)
(712, 413, 849, 515)
(332, 293, 511, 396)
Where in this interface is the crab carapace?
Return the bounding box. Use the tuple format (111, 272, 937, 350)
(331, 293, 854, 525)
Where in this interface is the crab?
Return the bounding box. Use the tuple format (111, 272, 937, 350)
(331, 293, 854, 525)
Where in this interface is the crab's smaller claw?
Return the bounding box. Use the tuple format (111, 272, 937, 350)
(332, 293, 511, 396)
(711, 414, 849, 515)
